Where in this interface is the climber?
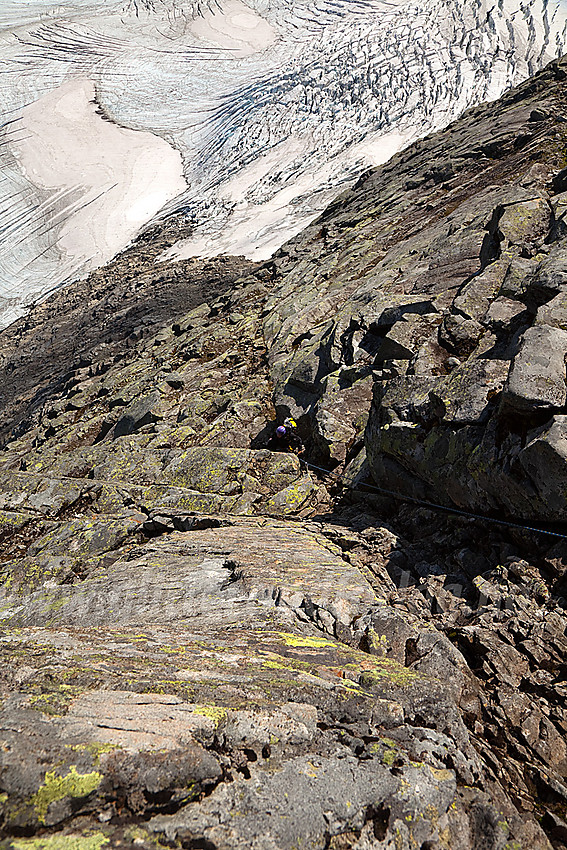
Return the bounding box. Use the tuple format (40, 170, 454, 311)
(266, 418, 304, 455)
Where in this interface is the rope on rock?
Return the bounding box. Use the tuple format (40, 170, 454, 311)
(302, 460, 567, 541)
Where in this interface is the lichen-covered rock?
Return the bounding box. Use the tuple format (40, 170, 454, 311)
(497, 198, 551, 246)
(452, 259, 510, 321)
(375, 313, 441, 362)
(430, 359, 510, 425)
(517, 416, 567, 512)
(112, 391, 164, 438)
(149, 753, 456, 850)
(485, 295, 529, 332)
(527, 247, 567, 303)
(2, 54, 567, 850)
(503, 324, 567, 413)
(3, 512, 144, 590)
(161, 447, 301, 496)
(312, 371, 374, 462)
(536, 288, 567, 330)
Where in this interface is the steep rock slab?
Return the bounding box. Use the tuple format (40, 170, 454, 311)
(503, 325, 567, 413)
(0, 518, 377, 634)
(0, 507, 500, 845)
(0, 49, 567, 850)
(255, 61, 567, 511)
(0, 249, 255, 448)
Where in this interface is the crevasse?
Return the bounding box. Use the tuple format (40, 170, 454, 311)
(0, 0, 566, 328)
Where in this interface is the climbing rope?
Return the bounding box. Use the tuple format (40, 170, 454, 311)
(302, 459, 567, 541)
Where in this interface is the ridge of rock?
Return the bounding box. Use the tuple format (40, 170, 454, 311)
(2, 56, 567, 850)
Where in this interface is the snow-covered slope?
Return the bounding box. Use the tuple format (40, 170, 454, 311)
(1, 0, 566, 327)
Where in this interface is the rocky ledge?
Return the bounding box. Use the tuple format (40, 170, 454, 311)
(1, 58, 567, 850)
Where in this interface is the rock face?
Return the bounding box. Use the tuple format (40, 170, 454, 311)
(258, 57, 567, 524)
(2, 58, 567, 850)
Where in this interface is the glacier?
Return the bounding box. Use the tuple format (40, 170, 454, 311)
(1, 0, 567, 328)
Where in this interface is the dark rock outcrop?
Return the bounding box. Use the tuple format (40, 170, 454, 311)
(250, 57, 567, 523)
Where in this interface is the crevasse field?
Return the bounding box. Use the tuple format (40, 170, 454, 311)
(1, 0, 566, 328)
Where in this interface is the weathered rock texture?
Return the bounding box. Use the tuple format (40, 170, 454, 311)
(1, 58, 567, 850)
(258, 58, 567, 524)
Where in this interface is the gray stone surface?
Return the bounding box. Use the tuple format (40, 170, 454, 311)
(149, 754, 455, 850)
(430, 359, 510, 425)
(504, 325, 567, 412)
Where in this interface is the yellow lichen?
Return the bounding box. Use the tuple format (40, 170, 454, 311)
(428, 766, 454, 782)
(277, 632, 336, 649)
(11, 833, 109, 850)
(31, 767, 102, 823)
(67, 743, 121, 764)
(191, 704, 227, 726)
(360, 660, 420, 688)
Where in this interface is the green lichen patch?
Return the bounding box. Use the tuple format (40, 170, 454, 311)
(67, 743, 122, 764)
(31, 767, 102, 823)
(265, 476, 315, 515)
(141, 679, 195, 701)
(277, 632, 337, 649)
(428, 766, 454, 783)
(366, 737, 400, 766)
(191, 704, 228, 727)
(0, 510, 35, 545)
(27, 684, 84, 716)
(262, 659, 296, 671)
(359, 659, 421, 688)
(364, 630, 390, 657)
(121, 826, 171, 849)
(8, 833, 109, 850)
